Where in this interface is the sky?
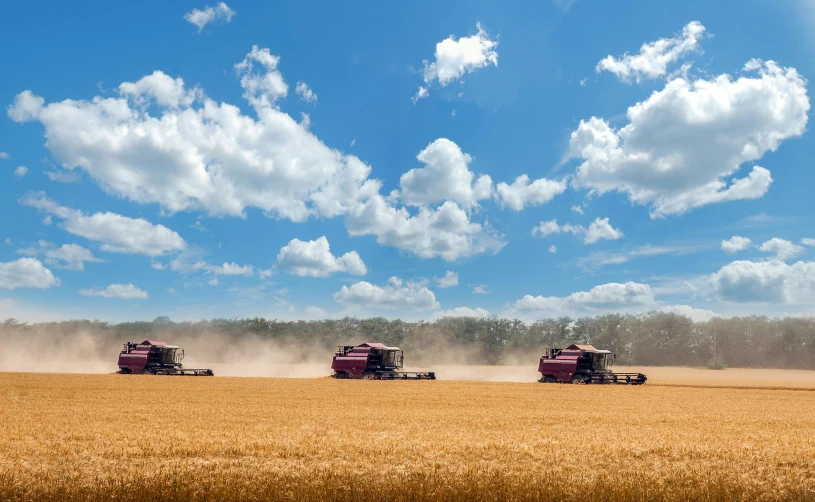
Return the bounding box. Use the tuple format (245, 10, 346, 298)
(1, 0, 814, 323)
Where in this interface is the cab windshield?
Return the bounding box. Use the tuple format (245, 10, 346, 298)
(381, 349, 400, 369)
(591, 353, 609, 369)
(160, 348, 179, 365)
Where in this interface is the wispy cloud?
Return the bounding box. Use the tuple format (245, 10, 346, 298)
(183, 2, 235, 32)
(647, 274, 706, 298)
(577, 243, 707, 270)
(44, 169, 80, 183)
(732, 212, 795, 229)
(552, 0, 580, 13)
(472, 284, 490, 294)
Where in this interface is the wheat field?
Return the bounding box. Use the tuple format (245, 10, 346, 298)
(1, 371, 815, 501)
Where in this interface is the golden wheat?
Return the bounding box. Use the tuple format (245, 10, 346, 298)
(1, 371, 814, 501)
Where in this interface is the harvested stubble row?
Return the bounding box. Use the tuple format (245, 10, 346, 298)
(1, 372, 814, 501)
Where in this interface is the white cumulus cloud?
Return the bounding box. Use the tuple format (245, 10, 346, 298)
(276, 236, 366, 277)
(398, 138, 492, 209)
(44, 244, 102, 271)
(345, 196, 505, 261)
(167, 249, 254, 277)
(531, 217, 622, 244)
(295, 81, 317, 103)
(7, 90, 44, 122)
(495, 175, 567, 211)
(710, 259, 815, 303)
(296, 306, 330, 320)
(596, 21, 707, 83)
(434, 270, 459, 288)
(432, 306, 490, 319)
(658, 304, 719, 322)
(758, 237, 804, 261)
(20, 192, 186, 257)
(509, 281, 655, 318)
(721, 236, 753, 253)
(179, 260, 254, 276)
(183, 2, 235, 32)
(207, 262, 254, 276)
(333, 276, 439, 311)
(14, 166, 28, 178)
(472, 284, 489, 294)
(8, 48, 379, 223)
(531, 220, 568, 238)
(234, 45, 289, 107)
(415, 22, 498, 99)
(802, 238, 815, 247)
(118, 70, 202, 109)
(585, 217, 624, 244)
(570, 60, 809, 217)
(80, 283, 149, 299)
(412, 86, 429, 104)
(0, 258, 60, 289)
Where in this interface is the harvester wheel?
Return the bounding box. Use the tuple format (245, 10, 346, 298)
(570, 374, 586, 384)
(361, 371, 376, 380)
(542, 376, 557, 383)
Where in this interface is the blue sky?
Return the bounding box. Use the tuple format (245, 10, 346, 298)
(1, 0, 814, 323)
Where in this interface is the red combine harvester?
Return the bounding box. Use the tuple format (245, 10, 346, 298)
(538, 344, 646, 385)
(331, 342, 436, 380)
(117, 340, 214, 376)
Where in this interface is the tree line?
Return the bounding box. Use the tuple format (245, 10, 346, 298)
(3, 311, 815, 369)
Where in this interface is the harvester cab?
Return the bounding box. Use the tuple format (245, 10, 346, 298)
(118, 340, 213, 376)
(331, 342, 435, 380)
(151, 344, 183, 366)
(374, 347, 403, 370)
(539, 344, 645, 385)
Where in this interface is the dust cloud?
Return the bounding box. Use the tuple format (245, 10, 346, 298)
(181, 332, 333, 378)
(6, 324, 809, 387)
(0, 323, 546, 381)
(0, 328, 113, 374)
(0, 326, 336, 378)
(403, 340, 546, 382)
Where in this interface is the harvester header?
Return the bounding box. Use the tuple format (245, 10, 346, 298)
(538, 344, 646, 384)
(117, 340, 214, 376)
(331, 342, 436, 380)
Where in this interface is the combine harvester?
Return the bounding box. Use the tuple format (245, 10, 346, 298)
(538, 344, 646, 384)
(331, 342, 436, 380)
(117, 340, 214, 376)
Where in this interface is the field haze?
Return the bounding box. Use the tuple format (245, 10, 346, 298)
(2, 371, 815, 501)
